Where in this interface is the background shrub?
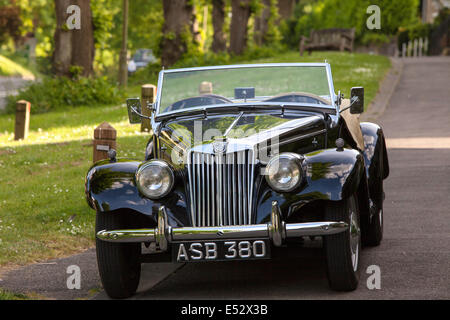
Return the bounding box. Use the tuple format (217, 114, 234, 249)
(4, 76, 125, 114)
(129, 44, 286, 86)
(282, 0, 420, 49)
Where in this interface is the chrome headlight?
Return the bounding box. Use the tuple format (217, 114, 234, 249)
(136, 160, 174, 199)
(265, 153, 304, 192)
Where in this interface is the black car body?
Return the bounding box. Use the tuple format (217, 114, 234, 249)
(85, 63, 389, 298)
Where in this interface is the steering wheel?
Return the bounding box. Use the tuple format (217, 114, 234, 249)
(265, 93, 327, 105)
(166, 94, 233, 112)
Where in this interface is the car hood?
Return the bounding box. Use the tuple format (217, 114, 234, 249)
(158, 113, 326, 156)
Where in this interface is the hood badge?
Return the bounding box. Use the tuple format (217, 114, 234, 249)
(212, 137, 228, 154)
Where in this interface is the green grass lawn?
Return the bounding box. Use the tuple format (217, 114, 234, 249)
(0, 51, 390, 269)
(0, 54, 35, 79)
(0, 288, 31, 300)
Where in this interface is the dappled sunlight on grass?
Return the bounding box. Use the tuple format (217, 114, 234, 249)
(0, 104, 148, 148)
(0, 54, 35, 79)
(0, 119, 146, 147)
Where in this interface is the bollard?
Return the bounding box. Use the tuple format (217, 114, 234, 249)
(199, 81, 213, 95)
(141, 84, 156, 132)
(14, 100, 31, 141)
(419, 38, 423, 57)
(93, 122, 117, 163)
(407, 40, 412, 57)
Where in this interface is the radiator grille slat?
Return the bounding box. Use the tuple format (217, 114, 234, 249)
(188, 150, 255, 227)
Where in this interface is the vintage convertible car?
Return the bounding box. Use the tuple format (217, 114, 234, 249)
(85, 63, 389, 298)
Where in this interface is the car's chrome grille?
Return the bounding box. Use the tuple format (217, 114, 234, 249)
(187, 150, 256, 227)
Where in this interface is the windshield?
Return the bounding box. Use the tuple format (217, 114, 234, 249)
(157, 65, 334, 115)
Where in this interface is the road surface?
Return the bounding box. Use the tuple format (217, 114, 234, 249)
(0, 77, 31, 110)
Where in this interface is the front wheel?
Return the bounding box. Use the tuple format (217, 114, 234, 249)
(323, 194, 361, 291)
(96, 211, 141, 299)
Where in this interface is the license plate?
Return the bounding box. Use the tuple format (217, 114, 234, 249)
(172, 239, 271, 262)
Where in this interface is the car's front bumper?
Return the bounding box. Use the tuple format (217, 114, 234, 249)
(96, 201, 348, 250)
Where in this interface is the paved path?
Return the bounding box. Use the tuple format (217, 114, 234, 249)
(1, 57, 449, 300)
(0, 77, 31, 110)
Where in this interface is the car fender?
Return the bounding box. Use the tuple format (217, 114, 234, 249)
(85, 159, 148, 213)
(85, 159, 190, 228)
(360, 122, 390, 181)
(255, 148, 366, 223)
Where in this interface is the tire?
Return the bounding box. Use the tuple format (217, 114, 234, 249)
(96, 211, 141, 299)
(324, 194, 361, 291)
(362, 148, 385, 247)
(362, 188, 383, 247)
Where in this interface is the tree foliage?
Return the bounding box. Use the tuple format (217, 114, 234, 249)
(1, 0, 425, 75)
(0, 1, 22, 45)
(282, 0, 420, 49)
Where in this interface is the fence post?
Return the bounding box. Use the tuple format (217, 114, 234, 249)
(199, 81, 213, 95)
(424, 37, 428, 56)
(141, 84, 156, 133)
(419, 38, 423, 57)
(93, 122, 117, 163)
(408, 40, 412, 57)
(413, 39, 418, 57)
(402, 42, 407, 58)
(14, 100, 31, 141)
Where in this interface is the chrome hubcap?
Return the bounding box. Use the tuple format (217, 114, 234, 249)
(349, 209, 361, 272)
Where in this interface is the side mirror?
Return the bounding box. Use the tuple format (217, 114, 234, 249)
(126, 98, 142, 124)
(350, 87, 364, 114)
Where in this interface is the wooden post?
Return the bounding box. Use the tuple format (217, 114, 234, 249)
(413, 39, 418, 57)
(419, 38, 423, 57)
(93, 122, 117, 163)
(402, 42, 407, 58)
(141, 84, 156, 132)
(14, 100, 31, 141)
(199, 81, 213, 95)
(118, 0, 129, 87)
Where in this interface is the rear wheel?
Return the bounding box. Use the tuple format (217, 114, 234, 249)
(362, 148, 385, 247)
(96, 211, 141, 299)
(324, 194, 361, 291)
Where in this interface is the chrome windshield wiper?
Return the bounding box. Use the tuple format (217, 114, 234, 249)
(224, 112, 245, 136)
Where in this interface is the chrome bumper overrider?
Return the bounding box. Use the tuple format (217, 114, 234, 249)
(96, 201, 348, 249)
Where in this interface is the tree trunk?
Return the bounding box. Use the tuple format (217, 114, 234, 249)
(253, 0, 271, 46)
(160, 0, 196, 67)
(53, 0, 72, 77)
(118, 0, 129, 87)
(229, 0, 252, 55)
(211, 0, 226, 52)
(277, 0, 295, 23)
(52, 0, 95, 77)
(71, 0, 95, 77)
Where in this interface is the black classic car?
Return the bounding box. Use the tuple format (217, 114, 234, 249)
(85, 63, 389, 298)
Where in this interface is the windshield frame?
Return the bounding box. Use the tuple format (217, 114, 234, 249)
(155, 63, 337, 119)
